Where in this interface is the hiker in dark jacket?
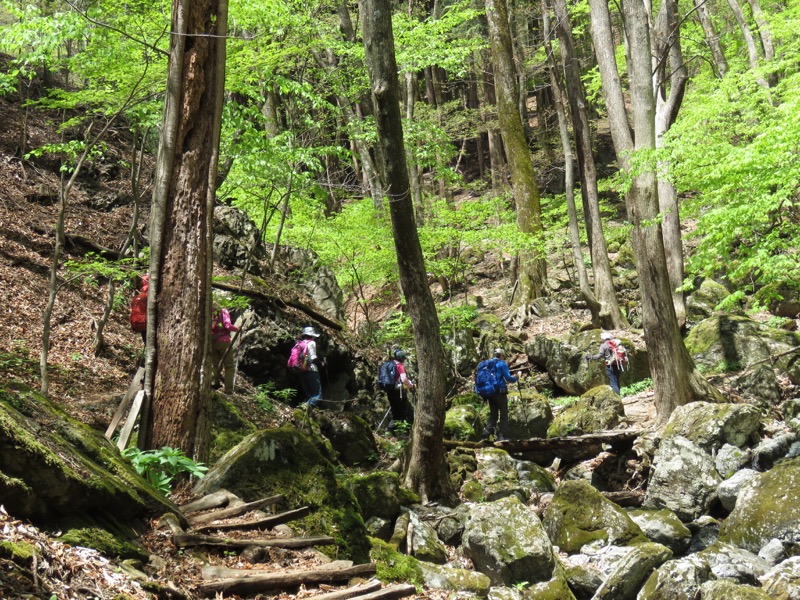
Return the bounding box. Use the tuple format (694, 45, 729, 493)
(480, 348, 517, 442)
(386, 350, 415, 430)
(586, 332, 621, 394)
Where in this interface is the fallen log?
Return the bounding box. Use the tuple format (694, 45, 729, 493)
(444, 429, 644, 465)
(202, 560, 354, 580)
(306, 581, 383, 600)
(195, 506, 309, 533)
(173, 532, 334, 550)
(602, 490, 645, 508)
(187, 494, 283, 526)
(196, 563, 377, 597)
(180, 490, 241, 514)
(344, 584, 417, 600)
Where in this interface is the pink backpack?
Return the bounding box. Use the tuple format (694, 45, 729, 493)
(287, 340, 310, 372)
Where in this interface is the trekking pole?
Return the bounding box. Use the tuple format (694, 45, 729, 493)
(375, 405, 392, 433)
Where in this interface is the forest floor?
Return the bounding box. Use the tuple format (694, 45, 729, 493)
(0, 84, 660, 598)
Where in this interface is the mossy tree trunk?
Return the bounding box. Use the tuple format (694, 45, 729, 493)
(362, 0, 450, 502)
(485, 0, 547, 304)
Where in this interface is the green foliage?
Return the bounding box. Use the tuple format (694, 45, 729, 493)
(253, 382, 294, 412)
(121, 447, 208, 496)
(620, 378, 652, 397)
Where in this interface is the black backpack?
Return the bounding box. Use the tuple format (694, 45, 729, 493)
(474, 358, 500, 398)
(377, 360, 397, 391)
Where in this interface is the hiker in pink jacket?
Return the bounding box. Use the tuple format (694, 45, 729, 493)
(211, 305, 238, 394)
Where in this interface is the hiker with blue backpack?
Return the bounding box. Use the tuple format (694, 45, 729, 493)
(475, 348, 517, 442)
(377, 349, 415, 431)
(288, 326, 325, 408)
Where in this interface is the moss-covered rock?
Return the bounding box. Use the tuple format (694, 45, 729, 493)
(461, 448, 554, 503)
(699, 579, 773, 599)
(315, 412, 379, 466)
(686, 279, 729, 323)
(344, 471, 418, 522)
(420, 562, 492, 596)
(445, 404, 482, 441)
(593, 542, 673, 600)
(660, 401, 761, 452)
(56, 519, 148, 561)
(546, 386, 625, 438)
(0, 541, 37, 564)
(369, 536, 424, 585)
(543, 480, 646, 554)
(194, 425, 370, 562)
(507, 394, 552, 440)
(210, 393, 257, 462)
(719, 457, 800, 553)
(685, 315, 800, 373)
(0, 382, 177, 526)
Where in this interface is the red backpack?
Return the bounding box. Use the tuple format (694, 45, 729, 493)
(129, 291, 147, 332)
(606, 339, 629, 371)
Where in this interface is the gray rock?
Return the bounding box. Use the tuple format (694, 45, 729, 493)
(628, 509, 692, 555)
(407, 511, 448, 564)
(462, 447, 554, 503)
(757, 538, 786, 566)
(592, 542, 672, 600)
(717, 468, 758, 512)
(643, 436, 722, 521)
(365, 516, 392, 540)
(547, 386, 626, 438)
(698, 541, 772, 585)
(462, 495, 555, 586)
(316, 412, 378, 466)
(753, 432, 797, 471)
(507, 394, 553, 439)
(563, 563, 603, 599)
(715, 443, 752, 479)
(212, 205, 266, 273)
(686, 279, 729, 323)
(759, 555, 800, 599)
(735, 365, 783, 405)
(637, 555, 713, 600)
(686, 516, 720, 553)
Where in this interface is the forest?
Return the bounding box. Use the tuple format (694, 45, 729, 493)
(1, 0, 800, 597)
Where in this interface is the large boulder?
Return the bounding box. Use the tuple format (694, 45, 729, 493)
(719, 457, 800, 553)
(698, 579, 773, 599)
(697, 541, 771, 585)
(660, 401, 761, 452)
(461, 495, 556, 586)
(525, 330, 649, 396)
(628, 509, 692, 555)
(684, 315, 800, 374)
(315, 412, 378, 466)
(212, 204, 266, 273)
(543, 480, 646, 554)
(759, 556, 800, 599)
(547, 386, 626, 438)
(507, 394, 553, 439)
(407, 511, 448, 564)
(419, 562, 492, 596)
(592, 541, 672, 600)
(685, 279, 729, 323)
(444, 403, 482, 442)
(0, 382, 176, 530)
(643, 436, 722, 521)
(194, 426, 370, 561)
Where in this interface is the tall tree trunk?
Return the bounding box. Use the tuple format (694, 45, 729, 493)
(727, 0, 769, 87)
(541, 2, 600, 323)
(485, 0, 547, 303)
(551, 0, 626, 329)
(588, 0, 722, 423)
(479, 53, 507, 189)
(362, 0, 449, 502)
(143, 0, 226, 462)
(693, 0, 728, 78)
(746, 0, 774, 62)
(404, 71, 424, 218)
(652, 0, 688, 329)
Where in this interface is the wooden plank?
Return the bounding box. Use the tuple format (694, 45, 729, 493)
(105, 367, 144, 439)
(195, 506, 309, 533)
(196, 563, 377, 597)
(342, 584, 417, 600)
(116, 390, 145, 450)
(173, 532, 335, 549)
(188, 494, 283, 526)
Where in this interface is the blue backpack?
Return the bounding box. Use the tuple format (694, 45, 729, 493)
(377, 360, 397, 391)
(474, 358, 500, 398)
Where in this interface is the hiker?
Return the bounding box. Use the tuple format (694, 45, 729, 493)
(211, 303, 239, 394)
(476, 348, 517, 442)
(384, 350, 415, 430)
(129, 274, 149, 344)
(585, 332, 626, 394)
(289, 326, 325, 408)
